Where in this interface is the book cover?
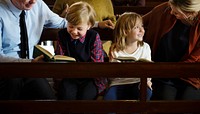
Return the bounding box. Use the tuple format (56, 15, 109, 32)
(114, 56, 152, 62)
(33, 45, 76, 62)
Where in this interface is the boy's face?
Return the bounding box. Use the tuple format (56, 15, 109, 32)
(67, 22, 91, 40)
(12, 0, 36, 10)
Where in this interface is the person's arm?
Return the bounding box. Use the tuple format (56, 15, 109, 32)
(184, 39, 200, 63)
(95, 0, 115, 29)
(103, 0, 116, 24)
(41, 0, 67, 29)
(0, 19, 31, 62)
(52, 0, 67, 16)
(0, 55, 31, 62)
(0, 54, 44, 62)
(97, 20, 115, 29)
(91, 33, 104, 62)
(60, 4, 69, 18)
(53, 2, 69, 18)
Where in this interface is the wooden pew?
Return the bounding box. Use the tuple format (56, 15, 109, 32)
(43, 0, 55, 9)
(146, 0, 168, 7)
(0, 62, 200, 113)
(114, 6, 154, 15)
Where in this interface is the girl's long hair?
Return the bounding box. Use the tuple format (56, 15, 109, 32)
(109, 12, 143, 57)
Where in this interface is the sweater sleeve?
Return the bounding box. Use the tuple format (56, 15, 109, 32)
(0, 55, 32, 62)
(52, 0, 67, 15)
(183, 38, 200, 62)
(104, 0, 116, 24)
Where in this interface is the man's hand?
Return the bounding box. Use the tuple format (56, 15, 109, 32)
(32, 55, 44, 62)
(60, 4, 69, 17)
(98, 20, 115, 29)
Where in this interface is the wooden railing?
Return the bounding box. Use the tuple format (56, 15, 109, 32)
(0, 62, 200, 113)
(43, 0, 55, 9)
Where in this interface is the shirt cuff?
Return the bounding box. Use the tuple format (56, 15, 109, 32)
(93, 21, 99, 28)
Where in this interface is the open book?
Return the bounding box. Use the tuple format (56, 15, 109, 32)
(114, 56, 152, 62)
(33, 45, 76, 62)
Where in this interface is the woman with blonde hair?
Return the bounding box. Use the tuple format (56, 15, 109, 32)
(143, 0, 200, 100)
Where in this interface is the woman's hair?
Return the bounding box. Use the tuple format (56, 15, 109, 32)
(111, 12, 143, 53)
(65, 1, 96, 26)
(169, 0, 200, 12)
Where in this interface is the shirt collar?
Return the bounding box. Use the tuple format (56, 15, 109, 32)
(7, 0, 23, 18)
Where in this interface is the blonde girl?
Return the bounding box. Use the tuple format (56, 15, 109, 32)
(104, 12, 152, 100)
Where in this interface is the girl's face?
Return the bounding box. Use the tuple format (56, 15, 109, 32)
(12, 0, 36, 10)
(67, 22, 91, 40)
(126, 20, 145, 42)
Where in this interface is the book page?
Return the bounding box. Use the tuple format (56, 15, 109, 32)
(40, 45, 55, 56)
(34, 45, 54, 59)
(53, 55, 76, 62)
(34, 45, 76, 62)
(137, 58, 153, 62)
(114, 56, 137, 61)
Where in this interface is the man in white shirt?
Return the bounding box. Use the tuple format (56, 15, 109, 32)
(0, 0, 68, 100)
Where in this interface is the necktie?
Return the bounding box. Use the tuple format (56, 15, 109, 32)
(19, 10, 29, 58)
